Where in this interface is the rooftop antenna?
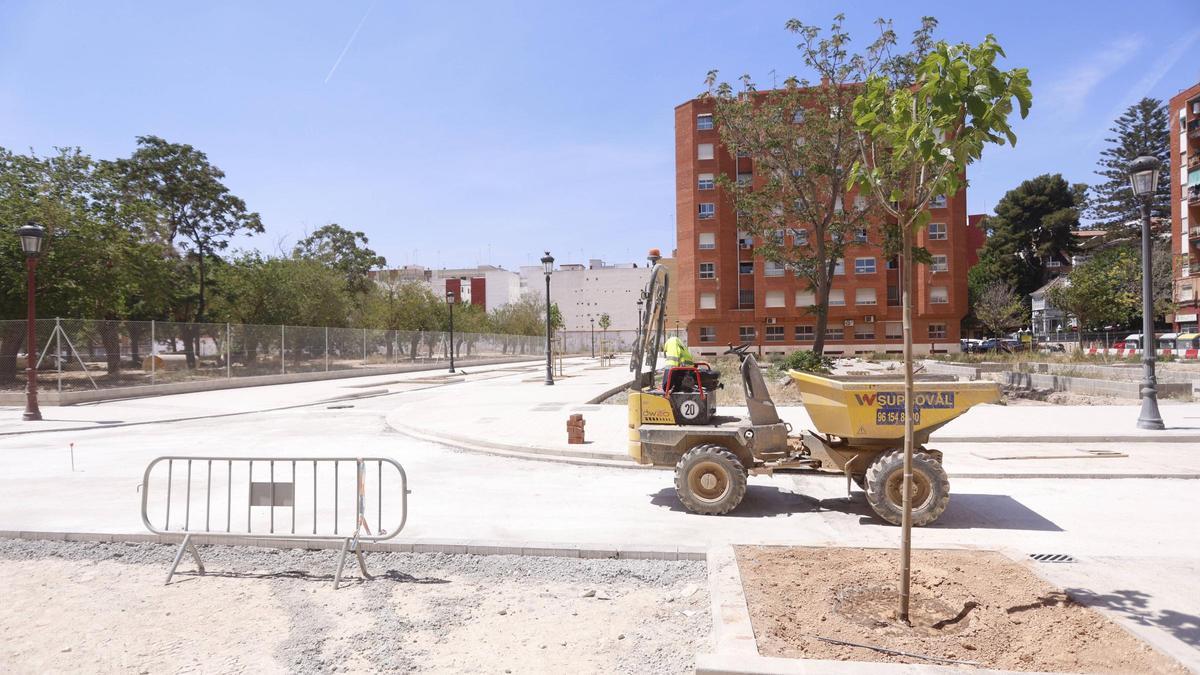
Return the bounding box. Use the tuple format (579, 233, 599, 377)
(769, 69, 776, 89)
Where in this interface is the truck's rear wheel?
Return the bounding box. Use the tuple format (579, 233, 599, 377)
(864, 450, 949, 526)
(674, 444, 746, 515)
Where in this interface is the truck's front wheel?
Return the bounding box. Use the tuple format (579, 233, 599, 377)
(674, 444, 747, 515)
(864, 449, 950, 526)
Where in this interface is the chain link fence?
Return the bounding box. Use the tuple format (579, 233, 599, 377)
(0, 319, 554, 393)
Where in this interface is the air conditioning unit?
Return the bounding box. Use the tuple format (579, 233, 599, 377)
(843, 319, 854, 327)
(738, 240, 753, 250)
(864, 315, 875, 323)
(766, 318, 778, 325)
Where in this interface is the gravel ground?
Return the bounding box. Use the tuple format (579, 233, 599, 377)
(0, 538, 710, 674)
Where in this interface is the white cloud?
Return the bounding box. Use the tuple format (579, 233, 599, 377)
(1043, 34, 1145, 118)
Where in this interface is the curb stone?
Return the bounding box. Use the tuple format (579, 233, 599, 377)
(0, 531, 702, 561)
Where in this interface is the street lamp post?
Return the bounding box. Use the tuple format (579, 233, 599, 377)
(1129, 155, 1164, 430)
(445, 289, 456, 374)
(541, 251, 555, 385)
(18, 223, 45, 421)
(590, 317, 595, 358)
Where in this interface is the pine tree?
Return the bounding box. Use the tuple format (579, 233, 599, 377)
(1086, 98, 1170, 230)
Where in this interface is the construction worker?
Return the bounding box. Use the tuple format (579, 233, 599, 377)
(662, 335, 694, 368)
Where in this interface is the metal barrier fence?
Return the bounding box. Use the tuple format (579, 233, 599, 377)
(140, 456, 409, 588)
(0, 319, 551, 392)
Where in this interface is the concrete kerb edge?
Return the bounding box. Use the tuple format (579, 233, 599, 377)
(586, 378, 634, 405)
(0, 530, 703, 562)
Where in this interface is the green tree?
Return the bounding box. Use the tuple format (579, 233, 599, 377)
(1046, 247, 1140, 348)
(112, 136, 263, 367)
(973, 281, 1025, 337)
(851, 31, 1031, 622)
(362, 272, 443, 360)
(1086, 98, 1170, 231)
(703, 15, 928, 353)
(293, 223, 386, 298)
(969, 174, 1082, 302)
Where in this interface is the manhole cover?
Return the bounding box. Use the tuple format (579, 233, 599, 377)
(834, 584, 973, 636)
(1029, 553, 1076, 563)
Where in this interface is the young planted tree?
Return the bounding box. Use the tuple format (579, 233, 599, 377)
(850, 32, 1031, 622)
(974, 282, 1025, 338)
(1087, 98, 1171, 231)
(597, 312, 611, 354)
(703, 14, 907, 353)
(112, 136, 263, 367)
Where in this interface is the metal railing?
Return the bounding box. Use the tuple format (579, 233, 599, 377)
(0, 319, 550, 393)
(140, 456, 409, 588)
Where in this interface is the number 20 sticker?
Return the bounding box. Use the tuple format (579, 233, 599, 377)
(680, 400, 700, 419)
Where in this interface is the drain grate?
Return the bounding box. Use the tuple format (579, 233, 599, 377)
(1029, 553, 1076, 563)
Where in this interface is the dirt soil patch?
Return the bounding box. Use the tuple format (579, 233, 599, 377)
(736, 546, 1185, 674)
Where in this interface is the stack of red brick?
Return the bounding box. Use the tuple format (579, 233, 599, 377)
(566, 414, 586, 444)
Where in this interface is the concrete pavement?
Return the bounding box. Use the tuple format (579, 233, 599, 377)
(0, 358, 1197, 666)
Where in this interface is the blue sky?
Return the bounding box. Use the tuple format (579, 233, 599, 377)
(2, 1, 1198, 271)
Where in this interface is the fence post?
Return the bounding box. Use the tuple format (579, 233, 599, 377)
(325, 326, 329, 372)
(149, 319, 156, 386)
(281, 324, 286, 375)
(363, 328, 367, 367)
(226, 323, 232, 379)
(56, 317, 63, 393)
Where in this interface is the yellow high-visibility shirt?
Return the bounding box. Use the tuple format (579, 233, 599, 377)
(663, 336, 694, 367)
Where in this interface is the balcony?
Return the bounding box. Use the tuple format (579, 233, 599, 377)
(1189, 186, 1200, 205)
(1190, 119, 1200, 140)
(1189, 154, 1200, 170)
(1191, 226, 1200, 242)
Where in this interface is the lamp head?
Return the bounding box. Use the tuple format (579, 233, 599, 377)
(17, 223, 45, 257)
(1128, 155, 1160, 197)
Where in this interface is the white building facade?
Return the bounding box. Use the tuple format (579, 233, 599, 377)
(520, 259, 651, 332)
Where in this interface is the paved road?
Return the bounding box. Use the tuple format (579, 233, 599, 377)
(1, 367, 1197, 667)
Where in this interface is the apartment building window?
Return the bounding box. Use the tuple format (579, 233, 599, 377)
(929, 194, 947, 209)
(790, 228, 808, 245)
(739, 326, 757, 341)
(854, 228, 868, 243)
(885, 321, 902, 339)
(699, 326, 716, 342)
(698, 143, 714, 160)
(855, 288, 877, 306)
(928, 222, 947, 240)
(854, 195, 868, 212)
(796, 290, 815, 307)
(698, 203, 715, 219)
(737, 230, 753, 250)
(826, 326, 844, 340)
(855, 324, 876, 340)
(834, 258, 845, 275)
(829, 289, 846, 306)
(928, 323, 947, 339)
(697, 173, 715, 190)
(834, 196, 844, 213)
(766, 326, 785, 342)
(699, 263, 715, 280)
(1047, 259, 1062, 268)
(737, 172, 753, 187)
(739, 290, 754, 308)
(887, 286, 900, 306)
(791, 167, 805, 178)
(854, 257, 876, 274)
(736, 150, 750, 158)
(739, 261, 754, 275)
(698, 232, 716, 250)
(930, 286, 949, 304)
(765, 290, 785, 308)
(795, 325, 814, 341)
(792, 108, 805, 123)
(699, 292, 716, 309)
(697, 114, 714, 131)
(931, 254, 948, 273)
(764, 261, 786, 277)
(887, 257, 898, 270)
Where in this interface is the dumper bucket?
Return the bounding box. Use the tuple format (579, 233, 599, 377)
(788, 371, 1000, 443)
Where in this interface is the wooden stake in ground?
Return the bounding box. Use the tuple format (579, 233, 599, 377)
(849, 31, 1031, 626)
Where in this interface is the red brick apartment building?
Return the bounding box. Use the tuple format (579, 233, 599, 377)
(1170, 81, 1200, 332)
(675, 96, 972, 357)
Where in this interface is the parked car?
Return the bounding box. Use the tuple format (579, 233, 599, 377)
(978, 338, 1008, 353)
(959, 338, 982, 353)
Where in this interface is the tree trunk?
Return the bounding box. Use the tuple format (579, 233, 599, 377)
(410, 333, 421, 361)
(183, 324, 197, 369)
(102, 321, 122, 375)
(128, 323, 144, 368)
(899, 222, 915, 624)
(812, 277, 830, 354)
(0, 324, 25, 385)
